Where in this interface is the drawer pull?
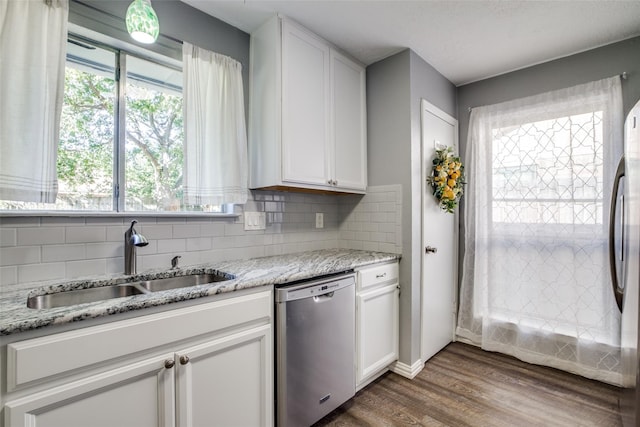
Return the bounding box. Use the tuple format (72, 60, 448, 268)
(179, 355, 190, 365)
(375, 273, 387, 279)
(164, 359, 175, 369)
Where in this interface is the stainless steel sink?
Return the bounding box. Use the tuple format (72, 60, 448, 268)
(133, 273, 229, 292)
(27, 272, 232, 309)
(27, 284, 147, 309)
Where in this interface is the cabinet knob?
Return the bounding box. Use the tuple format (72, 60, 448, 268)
(164, 359, 175, 369)
(327, 179, 332, 184)
(375, 272, 387, 279)
(425, 246, 438, 254)
(179, 355, 190, 365)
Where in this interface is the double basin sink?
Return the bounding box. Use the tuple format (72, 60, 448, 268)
(27, 272, 233, 309)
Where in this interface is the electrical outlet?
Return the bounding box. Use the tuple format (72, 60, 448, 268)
(315, 213, 324, 229)
(244, 212, 266, 231)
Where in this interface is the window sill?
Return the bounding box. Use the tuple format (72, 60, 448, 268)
(0, 211, 240, 219)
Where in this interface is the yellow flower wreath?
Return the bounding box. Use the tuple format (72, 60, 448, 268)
(426, 147, 465, 213)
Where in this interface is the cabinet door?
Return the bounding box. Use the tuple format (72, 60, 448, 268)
(281, 20, 330, 187)
(331, 50, 367, 191)
(356, 284, 399, 385)
(5, 354, 176, 427)
(175, 325, 273, 427)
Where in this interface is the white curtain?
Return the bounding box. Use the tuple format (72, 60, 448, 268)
(457, 76, 624, 385)
(0, 0, 68, 202)
(182, 42, 248, 205)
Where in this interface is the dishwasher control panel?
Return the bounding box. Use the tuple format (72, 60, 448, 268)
(275, 273, 355, 302)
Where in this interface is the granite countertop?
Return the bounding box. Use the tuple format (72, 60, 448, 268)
(0, 249, 399, 336)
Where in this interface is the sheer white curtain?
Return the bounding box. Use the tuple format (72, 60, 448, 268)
(0, 0, 68, 202)
(182, 42, 248, 205)
(457, 76, 624, 385)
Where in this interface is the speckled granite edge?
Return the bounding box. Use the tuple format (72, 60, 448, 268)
(0, 249, 399, 336)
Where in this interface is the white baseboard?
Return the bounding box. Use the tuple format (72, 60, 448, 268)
(390, 358, 424, 379)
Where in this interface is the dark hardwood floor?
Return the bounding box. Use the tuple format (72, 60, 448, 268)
(315, 342, 622, 427)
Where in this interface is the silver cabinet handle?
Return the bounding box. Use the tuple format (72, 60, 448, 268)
(164, 359, 175, 369)
(375, 273, 387, 279)
(179, 355, 190, 365)
(425, 246, 438, 253)
(609, 156, 625, 312)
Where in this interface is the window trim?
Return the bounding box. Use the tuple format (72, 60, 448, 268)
(0, 207, 238, 218)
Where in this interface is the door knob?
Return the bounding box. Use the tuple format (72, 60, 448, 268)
(425, 246, 438, 253)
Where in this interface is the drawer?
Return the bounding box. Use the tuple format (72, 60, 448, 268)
(7, 288, 272, 391)
(357, 262, 398, 291)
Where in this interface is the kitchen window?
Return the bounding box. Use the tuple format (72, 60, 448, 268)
(491, 112, 605, 229)
(0, 34, 230, 215)
(457, 76, 624, 385)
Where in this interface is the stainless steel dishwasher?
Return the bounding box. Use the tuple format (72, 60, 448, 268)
(275, 272, 356, 427)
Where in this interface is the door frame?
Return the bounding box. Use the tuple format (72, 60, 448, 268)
(420, 98, 459, 362)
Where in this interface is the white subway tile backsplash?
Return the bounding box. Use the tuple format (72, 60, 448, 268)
(178, 252, 199, 267)
(18, 262, 65, 283)
(338, 184, 402, 255)
(66, 259, 106, 278)
(1, 266, 17, 286)
(172, 224, 200, 238)
(0, 246, 40, 266)
(106, 257, 125, 275)
(18, 227, 65, 246)
(224, 223, 246, 236)
(139, 225, 173, 239)
(85, 242, 120, 260)
(66, 226, 106, 243)
(200, 223, 225, 237)
(85, 217, 125, 226)
(362, 241, 380, 251)
(0, 217, 41, 227)
(106, 226, 125, 242)
(43, 244, 86, 262)
(1, 187, 403, 284)
(140, 254, 175, 271)
(41, 217, 86, 226)
(157, 238, 186, 254)
(0, 228, 16, 247)
(186, 237, 212, 252)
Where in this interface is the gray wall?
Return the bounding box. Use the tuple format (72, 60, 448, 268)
(458, 36, 640, 157)
(70, 0, 250, 112)
(367, 48, 457, 366)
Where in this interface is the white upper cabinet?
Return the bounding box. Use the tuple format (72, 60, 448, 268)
(331, 50, 367, 191)
(281, 20, 330, 186)
(249, 16, 367, 193)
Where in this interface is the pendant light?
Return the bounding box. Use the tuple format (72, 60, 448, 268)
(125, 0, 159, 44)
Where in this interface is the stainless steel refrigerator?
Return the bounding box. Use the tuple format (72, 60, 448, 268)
(613, 99, 640, 427)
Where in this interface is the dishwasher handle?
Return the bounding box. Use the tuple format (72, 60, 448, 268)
(313, 291, 335, 302)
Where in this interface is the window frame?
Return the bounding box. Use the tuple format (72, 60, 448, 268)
(0, 29, 237, 218)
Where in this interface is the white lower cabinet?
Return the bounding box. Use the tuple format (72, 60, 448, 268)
(3, 288, 273, 427)
(356, 262, 399, 389)
(175, 325, 271, 427)
(4, 353, 176, 427)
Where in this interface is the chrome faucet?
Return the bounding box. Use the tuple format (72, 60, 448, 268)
(124, 220, 148, 275)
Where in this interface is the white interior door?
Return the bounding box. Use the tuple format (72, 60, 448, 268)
(421, 99, 458, 363)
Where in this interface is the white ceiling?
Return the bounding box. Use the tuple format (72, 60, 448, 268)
(180, 0, 640, 86)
